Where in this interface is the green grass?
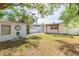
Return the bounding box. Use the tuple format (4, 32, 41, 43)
(0, 33, 79, 56)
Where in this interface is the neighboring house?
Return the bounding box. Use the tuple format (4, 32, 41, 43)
(0, 20, 26, 42)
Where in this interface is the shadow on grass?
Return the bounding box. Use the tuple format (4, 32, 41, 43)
(0, 39, 39, 50)
(46, 33, 74, 38)
(55, 40, 79, 56)
(27, 35, 42, 40)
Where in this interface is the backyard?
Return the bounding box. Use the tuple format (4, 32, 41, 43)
(0, 33, 79, 56)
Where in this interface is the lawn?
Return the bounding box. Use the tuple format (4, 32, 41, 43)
(0, 33, 79, 56)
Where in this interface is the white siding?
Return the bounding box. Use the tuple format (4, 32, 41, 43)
(68, 28, 79, 35)
(59, 24, 79, 35)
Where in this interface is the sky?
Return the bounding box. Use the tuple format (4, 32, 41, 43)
(37, 4, 66, 24)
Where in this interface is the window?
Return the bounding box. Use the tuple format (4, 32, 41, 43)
(1, 25, 11, 35)
(50, 25, 58, 29)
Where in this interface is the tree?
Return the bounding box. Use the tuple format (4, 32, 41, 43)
(3, 5, 33, 34)
(0, 10, 4, 19)
(0, 3, 61, 34)
(60, 3, 79, 27)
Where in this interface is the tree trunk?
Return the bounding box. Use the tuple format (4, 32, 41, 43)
(26, 25, 30, 34)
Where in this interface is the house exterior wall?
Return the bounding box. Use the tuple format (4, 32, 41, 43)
(0, 22, 26, 42)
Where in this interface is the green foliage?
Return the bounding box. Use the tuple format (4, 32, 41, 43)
(46, 3, 61, 15)
(21, 3, 61, 16)
(0, 10, 4, 19)
(60, 3, 79, 27)
(0, 3, 61, 24)
(0, 3, 61, 34)
(0, 3, 61, 20)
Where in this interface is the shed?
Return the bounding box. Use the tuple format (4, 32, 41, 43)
(44, 23, 79, 35)
(0, 20, 26, 42)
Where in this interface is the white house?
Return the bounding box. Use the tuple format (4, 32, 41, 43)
(0, 20, 26, 42)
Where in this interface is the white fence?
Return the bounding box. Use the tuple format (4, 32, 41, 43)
(68, 28, 79, 35)
(30, 26, 43, 34)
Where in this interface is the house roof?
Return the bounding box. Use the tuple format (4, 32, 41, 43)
(46, 24, 59, 26)
(0, 20, 25, 24)
(0, 4, 8, 9)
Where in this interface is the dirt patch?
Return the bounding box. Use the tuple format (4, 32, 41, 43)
(0, 33, 79, 56)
